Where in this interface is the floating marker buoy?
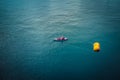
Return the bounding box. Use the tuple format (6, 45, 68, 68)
(93, 42, 100, 52)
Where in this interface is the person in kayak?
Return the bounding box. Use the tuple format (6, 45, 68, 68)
(57, 36, 65, 40)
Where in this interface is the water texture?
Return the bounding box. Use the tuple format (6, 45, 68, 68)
(0, 0, 120, 80)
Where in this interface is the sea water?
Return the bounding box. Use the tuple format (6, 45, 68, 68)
(0, 0, 120, 80)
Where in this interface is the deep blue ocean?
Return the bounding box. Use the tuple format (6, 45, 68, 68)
(0, 0, 120, 80)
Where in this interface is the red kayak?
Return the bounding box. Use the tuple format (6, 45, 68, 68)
(54, 37, 68, 41)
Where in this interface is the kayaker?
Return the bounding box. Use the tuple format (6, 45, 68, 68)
(60, 36, 65, 40)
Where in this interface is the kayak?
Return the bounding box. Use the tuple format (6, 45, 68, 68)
(54, 37, 68, 41)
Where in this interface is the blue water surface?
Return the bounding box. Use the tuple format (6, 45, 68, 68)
(0, 0, 120, 80)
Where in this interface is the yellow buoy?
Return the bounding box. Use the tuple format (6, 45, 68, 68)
(93, 42, 100, 52)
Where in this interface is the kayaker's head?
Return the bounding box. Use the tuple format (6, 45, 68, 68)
(62, 37, 65, 40)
